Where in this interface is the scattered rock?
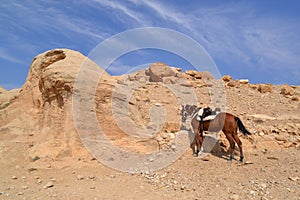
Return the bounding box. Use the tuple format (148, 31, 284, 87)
(16, 192, 24, 195)
(21, 185, 28, 190)
(77, 175, 84, 180)
(280, 84, 295, 96)
(222, 75, 232, 82)
(146, 62, 178, 82)
(43, 181, 54, 189)
(288, 176, 299, 182)
(291, 95, 299, 101)
(275, 136, 287, 142)
(258, 84, 272, 93)
(227, 81, 236, 87)
(186, 70, 213, 80)
(239, 79, 249, 84)
(258, 131, 265, 137)
(230, 194, 239, 200)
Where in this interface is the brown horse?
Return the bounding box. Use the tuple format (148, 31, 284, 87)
(181, 105, 251, 162)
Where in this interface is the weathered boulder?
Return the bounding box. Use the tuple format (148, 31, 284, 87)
(227, 81, 236, 87)
(222, 75, 232, 82)
(280, 84, 295, 96)
(258, 84, 272, 93)
(146, 62, 179, 82)
(186, 70, 213, 80)
(239, 79, 249, 84)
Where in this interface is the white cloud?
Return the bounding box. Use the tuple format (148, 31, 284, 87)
(0, 47, 23, 64)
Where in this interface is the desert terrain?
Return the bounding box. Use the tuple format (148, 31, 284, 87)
(0, 49, 299, 199)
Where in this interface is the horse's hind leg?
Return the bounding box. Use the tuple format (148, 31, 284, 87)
(225, 133, 235, 161)
(233, 133, 244, 163)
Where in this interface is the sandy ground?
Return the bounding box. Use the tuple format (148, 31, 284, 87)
(1, 136, 299, 200)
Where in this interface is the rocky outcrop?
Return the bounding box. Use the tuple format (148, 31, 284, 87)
(222, 75, 232, 82)
(0, 49, 114, 160)
(258, 84, 272, 93)
(146, 62, 180, 82)
(280, 84, 295, 96)
(185, 70, 213, 80)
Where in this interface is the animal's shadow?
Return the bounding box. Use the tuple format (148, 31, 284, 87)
(187, 130, 239, 161)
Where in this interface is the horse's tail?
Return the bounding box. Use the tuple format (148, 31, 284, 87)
(235, 117, 251, 135)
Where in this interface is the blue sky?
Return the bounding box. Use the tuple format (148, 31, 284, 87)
(1, 0, 300, 90)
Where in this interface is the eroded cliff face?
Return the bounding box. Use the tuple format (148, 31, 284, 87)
(0, 49, 103, 160)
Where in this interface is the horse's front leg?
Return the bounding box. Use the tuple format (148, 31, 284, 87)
(190, 137, 199, 156)
(194, 132, 203, 156)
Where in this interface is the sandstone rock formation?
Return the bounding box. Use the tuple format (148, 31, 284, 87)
(0, 49, 109, 161)
(222, 75, 232, 82)
(146, 62, 180, 82)
(280, 84, 295, 96)
(1, 48, 300, 168)
(258, 84, 272, 93)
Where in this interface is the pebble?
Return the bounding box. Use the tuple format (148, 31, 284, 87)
(230, 194, 239, 200)
(77, 175, 84, 180)
(259, 131, 264, 136)
(288, 176, 299, 182)
(12, 176, 17, 180)
(43, 181, 54, 189)
(21, 185, 28, 190)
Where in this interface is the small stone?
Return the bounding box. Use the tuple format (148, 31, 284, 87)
(239, 79, 249, 84)
(16, 192, 24, 195)
(258, 131, 264, 136)
(21, 185, 28, 190)
(43, 181, 54, 189)
(230, 194, 239, 200)
(90, 186, 96, 189)
(275, 136, 287, 142)
(260, 183, 267, 188)
(170, 143, 176, 151)
(283, 142, 294, 148)
(46, 164, 51, 168)
(288, 176, 299, 182)
(12, 176, 17, 180)
(222, 75, 232, 82)
(180, 185, 186, 190)
(169, 133, 175, 139)
(161, 132, 168, 139)
(77, 175, 84, 180)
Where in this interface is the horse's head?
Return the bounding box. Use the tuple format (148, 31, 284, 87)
(181, 104, 198, 122)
